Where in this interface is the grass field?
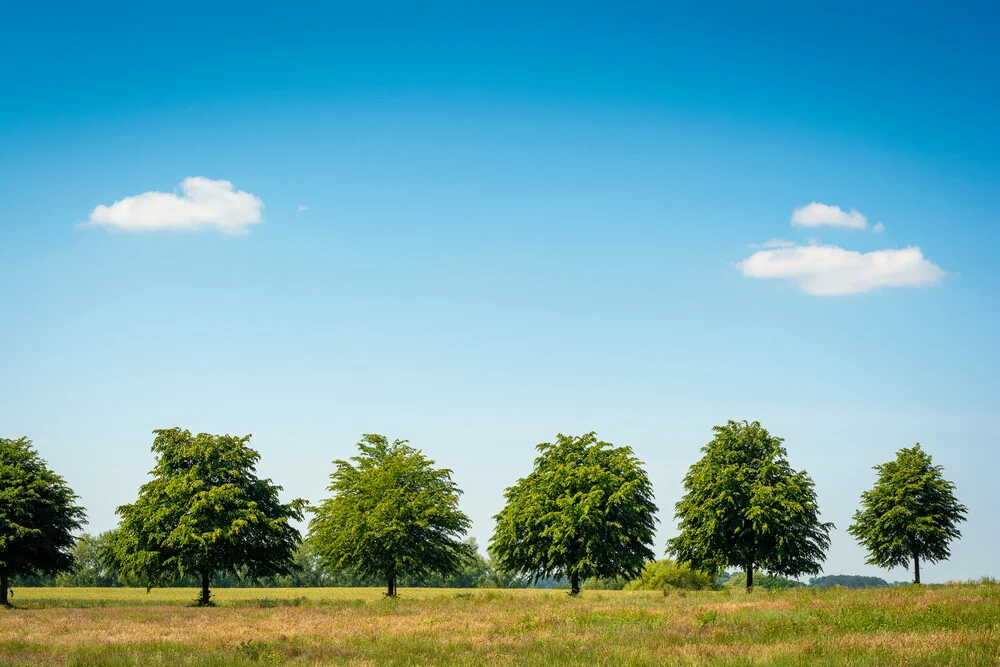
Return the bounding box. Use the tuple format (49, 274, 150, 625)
(2, 584, 999, 665)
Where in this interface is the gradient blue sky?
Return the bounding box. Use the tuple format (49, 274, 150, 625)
(1, 2, 997, 582)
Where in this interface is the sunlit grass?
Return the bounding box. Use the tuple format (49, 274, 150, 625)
(2, 584, 998, 664)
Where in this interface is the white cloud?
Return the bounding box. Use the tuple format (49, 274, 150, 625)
(873, 222, 885, 233)
(297, 205, 308, 213)
(738, 244, 946, 295)
(749, 238, 797, 249)
(86, 177, 264, 234)
(791, 202, 868, 230)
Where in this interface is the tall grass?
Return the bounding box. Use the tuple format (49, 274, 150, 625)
(1, 584, 998, 665)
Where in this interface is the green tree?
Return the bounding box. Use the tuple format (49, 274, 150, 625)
(0, 437, 86, 606)
(55, 532, 120, 587)
(490, 432, 657, 595)
(847, 444, 967, 585)
(668, 420, 832, 591)
(309, 434, 473, 597)
(104, 428, 305, 605)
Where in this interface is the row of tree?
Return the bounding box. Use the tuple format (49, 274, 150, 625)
(0, 420, 967, 606)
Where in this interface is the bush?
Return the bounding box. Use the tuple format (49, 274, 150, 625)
(624, 560, 713, 591)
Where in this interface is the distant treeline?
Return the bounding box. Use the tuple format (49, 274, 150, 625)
(11, 533, 531, 589)
(12, 531, 901, 591)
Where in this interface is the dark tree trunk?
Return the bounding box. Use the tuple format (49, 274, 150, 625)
(913, 552, 921, 585)
(387, 573, 396, 597)
(1, 571, 8, 607)
(746, 560, 754, 592)
(199, 571, 212, 606)
(570, 572, 580, 596)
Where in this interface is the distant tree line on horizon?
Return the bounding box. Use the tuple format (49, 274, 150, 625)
(0, 421, 969, 607)
(10, 533, 906, 591)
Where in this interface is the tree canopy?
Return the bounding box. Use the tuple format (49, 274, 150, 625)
(667, 420, 832, 590)
(847, 444, 966, 584)
(103, 428, 305, 605)
(0, 437, 86, 606)
(490, 432, 657, 594)
(308, 434, 473, 597)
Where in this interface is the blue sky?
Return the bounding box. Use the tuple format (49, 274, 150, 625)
(1, 2, 997, 582)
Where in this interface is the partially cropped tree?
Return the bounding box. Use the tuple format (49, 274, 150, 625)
(309, 434, 473, 597)
(668, 420, 833, 591)
(0, 437, 86, 606)
(490, 432, 657, 595)
(848, 444, 966, 585)
(104, 428, 305, 605)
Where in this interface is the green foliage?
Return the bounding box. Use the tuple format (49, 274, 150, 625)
(55, 532, 121, 587)
(667, 420, 833, 588)
(624, 559, 714, 591)
(723, 571, 805, 590)
(103, 428, 305, 604)
(809, 574, 890, 589)
(848, 444, 966, 583)
(490, 432, 657, 594)
(0, 436, 86, 604)
(308, 434, 473, 596)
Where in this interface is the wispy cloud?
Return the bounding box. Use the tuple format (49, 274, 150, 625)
(791, 202, 868, 230)
(738, 244, 945, 295)
(297, 205, 308, 213)
(84, 177, 264, 234)
(872, 222, 885, 233)
(749, 238, 797, 249)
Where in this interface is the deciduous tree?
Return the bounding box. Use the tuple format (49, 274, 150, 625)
(848, 444, 966, 584)
(104, 428, 305, 605)
(308, 434, 472, 597)
(490, 432, 657, 595)
(668, 420, 832, 591)
(0, 437, 86, 606)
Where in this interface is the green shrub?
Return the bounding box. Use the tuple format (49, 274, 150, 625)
(624, 559, 713, 591)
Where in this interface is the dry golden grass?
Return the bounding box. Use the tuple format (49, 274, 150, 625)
(1, 584, 999, 665)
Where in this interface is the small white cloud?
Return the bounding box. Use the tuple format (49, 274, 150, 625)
(791, 202, 868, 230)
(85, 177, 264, 234)
(738, 244, 945, 295)
(749, 238, 797, 249)
(297, 205, 308, 213)
(873, 222, 885, 233)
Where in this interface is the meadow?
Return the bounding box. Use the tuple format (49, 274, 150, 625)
(1, 584, 998, 665)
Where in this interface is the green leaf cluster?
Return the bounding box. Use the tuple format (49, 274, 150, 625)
(104, 428, 305, 601)
(308, 434, 473, 596)
(624, 559, 714, 591)
(490, 432, 657, 593)
(55, 532, 120, 587)
(668, 420, 832, 586)
(848, 444, 966, 576)
(0, 437, 86, 604)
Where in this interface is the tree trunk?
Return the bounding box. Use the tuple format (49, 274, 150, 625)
(1, 571, 8, 607)
(746, 560, 754, 592)
(570, 572, 580, 596)
(913, 552, 921, 585)
(387, 573, 396, 597)
(199, 571, 211, 606)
